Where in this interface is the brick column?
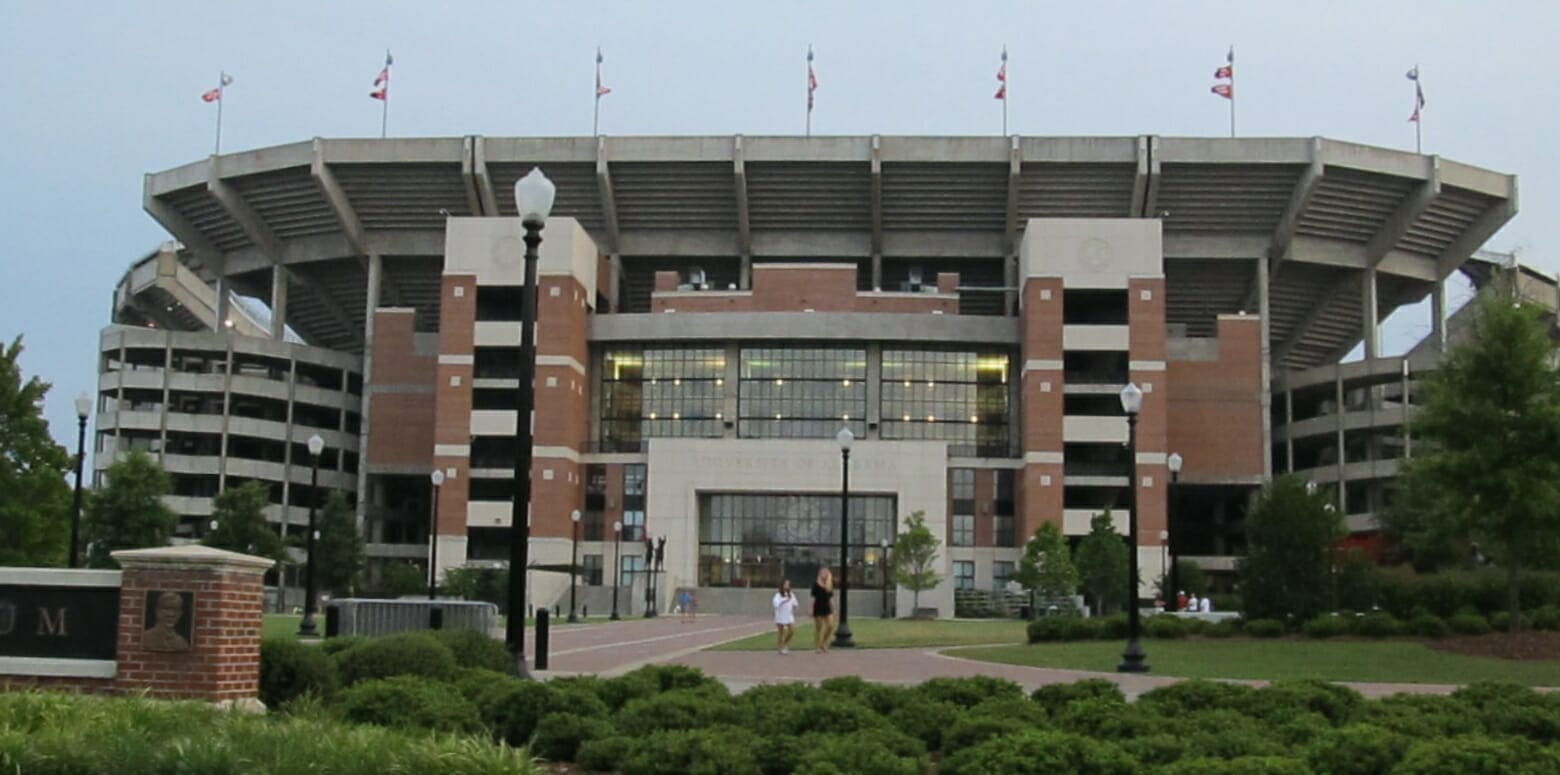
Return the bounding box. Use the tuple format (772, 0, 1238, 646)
(111, 545, 274, 709)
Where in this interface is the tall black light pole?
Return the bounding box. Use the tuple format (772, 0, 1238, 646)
(1166, 452, 1182, 612)
(1117, 383, 1148, 672)
(568, 510, 582, 622)
(611, 520, 623, 620)
(506, 167, 555, 678)
(833, 427, 856, 648)
(298, 433, 325, 637)
(879, 537, 890, 619)
(643, 536, 654, 618)
(429, 469, 445, 599)
(69, 392, 91, 568)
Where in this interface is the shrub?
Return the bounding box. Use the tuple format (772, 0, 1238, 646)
(1027, 616, 1072, 642)
(1145, 615, 1188, 639)
(617, 727, 763, 775)
(336, 676, 483, 734)
(1303, 614, 1352, 639)
(1529, 605, 1560, 631)
(259, 638, 338, 709)
(913, 676, 1023, 709)
(481, 680, 607, 747)
(447, 667, 516, 705)
(1488, 611, 1527, 632)
(1138, 679, 1256, 715)
(942, 715, 1033, 757)
(1362, 694, 1476, 739)
(1031, 678, 1125, 715)
(1304, 723, 1410, 775)
(628, 664, 721, 693)
(1098, 613, 1129, 639)
(1120, 733, 1191, 767)
(1409, 613, 1449, 637)
(819, 676, 906, 715)
(1179, 710, 1287, 759)
(793, 731, 923, 775)
(616, 689, 742, 737)
(1244, 618, 1286, 638)
(885, 698, 961, 750)
(1451, 681, 1546, 710)
(1393, 735, 1560, 774)
(429, 629, 511, 673)
(744, 692, 885, 738)
(940, 729, 1137, 775)
(1355, 611, 1402, 637)
(968, 696, 1049, 726)
(532, 712, 614, 762)
(318, 634, 368, 656)
(577, 735, 635, 773)
(1055, 696, 1169, 740)
(1203, 619, 1239, 638)
(1448, 611, 1492, 635)
(333, 631, 457, 686)
(1062, 616, 1103, 640)
(1157, 756, 1312, 774)
(1244, 679, 1365, 727)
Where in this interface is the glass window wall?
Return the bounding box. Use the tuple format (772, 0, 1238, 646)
(699, 493, 895, 588)
(600, 346, 726, 445)
(881, 349, 1010, 448)
(739, 347, 866, 438)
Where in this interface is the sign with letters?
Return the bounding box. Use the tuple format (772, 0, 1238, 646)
(0, 584, 120, 660)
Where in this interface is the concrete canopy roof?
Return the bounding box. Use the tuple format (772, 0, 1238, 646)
(143, 135, 1516, 368)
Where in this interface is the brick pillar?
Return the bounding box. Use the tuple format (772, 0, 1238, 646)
(111, 545, 274, 708)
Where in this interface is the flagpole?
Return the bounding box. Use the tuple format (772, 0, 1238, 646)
(1002, 47, 1009, 136)
(381, 91, 389, 140)
(1414, 64, 1422, 154)
(806, 46, 813, 137)
(214, 72, 224, 155)
(594, 48, 602, 137)
(1228, 47, 1236, 138)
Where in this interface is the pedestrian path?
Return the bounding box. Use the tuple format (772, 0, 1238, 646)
(526, 615, 1477, 698)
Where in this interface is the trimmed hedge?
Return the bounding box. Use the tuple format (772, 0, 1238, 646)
(258, 637, 337, 708)
(333, 631, 458, 686)
(337, 675, 484, 734)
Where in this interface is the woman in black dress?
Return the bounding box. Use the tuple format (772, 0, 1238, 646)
(811, 568, 835, 653)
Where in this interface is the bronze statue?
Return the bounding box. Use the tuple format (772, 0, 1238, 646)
(143, 591, 191, 652)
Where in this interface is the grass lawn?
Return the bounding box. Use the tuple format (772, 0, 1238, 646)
(261, 614, 302, 640)
(950, 639, 1560, 686)
(711, 618, 1027, 651)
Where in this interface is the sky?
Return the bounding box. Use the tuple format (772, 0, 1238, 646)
(2, 0, 1556, 450)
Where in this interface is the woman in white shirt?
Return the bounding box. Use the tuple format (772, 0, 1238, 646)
(772, 579, 799, 655)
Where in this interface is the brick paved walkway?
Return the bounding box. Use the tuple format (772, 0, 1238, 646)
(529, 615, 1482, 698)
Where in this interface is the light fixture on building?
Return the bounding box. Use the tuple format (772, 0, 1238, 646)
(843, 379, 851, 387)
(672, 412, 681, 420)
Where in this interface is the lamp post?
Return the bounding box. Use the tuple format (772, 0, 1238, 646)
(298, 433, 325, 637)
(506, 168, 555, 677)
(69, 392, 91, 568)
(1117, 383, 1148, 673)
(833, 427, 856, 648)
(1166, 452, 1183, 612)
(611, 520, 623, 620)
(429, 470, 445, 599)
(569, 510, 581, 622)
(879, 537, 890, 619)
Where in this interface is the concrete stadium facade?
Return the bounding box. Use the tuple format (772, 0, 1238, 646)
(97, 134, 1523, 615)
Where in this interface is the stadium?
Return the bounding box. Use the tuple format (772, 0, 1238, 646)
(96, 134, 1539, 616)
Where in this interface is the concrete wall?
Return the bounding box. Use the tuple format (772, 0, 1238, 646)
(644, 438, 954, 618)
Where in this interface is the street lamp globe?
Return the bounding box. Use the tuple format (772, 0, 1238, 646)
(613, 520, 622, 533)
(430, 469, 445, 487)
(74, 392, 92, 419)
(1167, 452, 1183, 476)
(307, 433, 325, 458)
(514, 168, 556, 225)
(1119, 383, 1144, 415)
(571, 510, 582, 523)
(836, 426, 854, 451)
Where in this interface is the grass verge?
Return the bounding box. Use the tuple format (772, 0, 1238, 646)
(710, 618, 1027, 651)
(949, 638, 1560, 685)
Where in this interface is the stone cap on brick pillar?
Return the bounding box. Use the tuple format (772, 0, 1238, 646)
(111, 545, 276, 575)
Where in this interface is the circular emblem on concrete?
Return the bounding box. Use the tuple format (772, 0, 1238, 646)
(492, 236, 523, 267)
(1078, 238, 1113, 270)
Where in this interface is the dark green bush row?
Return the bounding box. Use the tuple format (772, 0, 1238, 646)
(1365, 568, 1560, 620)
(260, 628, 510, 709)
(1023, 606, 1560, 644)
(0, 690, 537, 774)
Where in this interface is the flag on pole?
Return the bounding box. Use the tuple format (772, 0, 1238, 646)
(994, 48, 1008, 100)
(807, 47, 818, 111)
(1210, 47, 1233, 99)
(370, 51, 392, 100)
(1406, 66, 1425, 122)
(596, 48, 611, 97)
(201, 72, 233, 102)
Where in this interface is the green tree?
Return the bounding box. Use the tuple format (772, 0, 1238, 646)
(1074, 511, 1128, 615)
(315, 490, 365, 595)
(1239, 474, 1345, 621)
(80, 450, 176, 568)
(890, 510, 943, 615)
(0, 336, 72, 567)
(1158, 559, 1208, 603)
(202, 481, 286, 563)
(376, 560, 427, 598)
(1385, 285, 1560, 630)
(1012, 522, 1078, 616)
